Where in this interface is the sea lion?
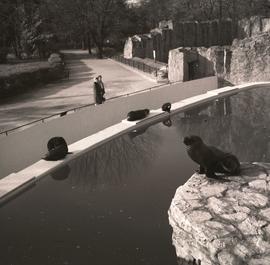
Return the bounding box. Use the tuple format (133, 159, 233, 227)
(43, 136, 70, 161)
(127, 109, 150, 121)
(162, 102, 171, 113)
(183, 135, 240, 179)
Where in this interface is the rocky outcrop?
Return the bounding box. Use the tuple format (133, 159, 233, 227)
(228, 33, 270, 85)
(168, 31, 270, 85)
(168, 48, 185, 82)
(168, 46, 230, 83)
(168, 163, 270, 265)
(124, 16, 270, 65)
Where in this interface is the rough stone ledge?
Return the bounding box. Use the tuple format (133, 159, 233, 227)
(168, 162, 270, 265)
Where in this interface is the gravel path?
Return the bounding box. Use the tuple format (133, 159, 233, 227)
(0, 50, 156, 132)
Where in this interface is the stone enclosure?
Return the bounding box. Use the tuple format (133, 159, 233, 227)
(124, 16, 270, 64)
(168, 163, 270, 265)
(123, 16, 270, 86)
(168, 31, 270, 85)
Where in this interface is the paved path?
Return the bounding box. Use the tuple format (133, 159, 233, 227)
(0, 50, 156, 132)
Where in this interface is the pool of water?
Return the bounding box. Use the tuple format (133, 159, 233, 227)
(1, 87, 270, 265)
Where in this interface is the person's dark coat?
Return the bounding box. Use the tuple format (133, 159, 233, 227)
(93, 81, 103, 104)
(98, 80, 106, 102)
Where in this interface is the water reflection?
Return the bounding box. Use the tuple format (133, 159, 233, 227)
(163, 117, 172, 127)
(128, 126, 149, 139)
(65, 126, 163, 191)
(174, 88, 270, 165)
(51, 164, 70, 181)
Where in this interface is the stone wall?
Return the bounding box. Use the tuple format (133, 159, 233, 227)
(124, 16, 270, 64)
(173, 19, 234, 48)
(228, 32, 270, 85)
(169, 163, 270, 265)
(168, 46, 229, 83)
(168, 48, 185, 82)
(123, 29, 173, 63)
(169, 31, 270, 86)
(123, 37, 133, 59)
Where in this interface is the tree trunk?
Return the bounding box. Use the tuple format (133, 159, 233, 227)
(87, 33, 92, 54)
(81, 39, 85, 50)
(218, 0, 223, 45)
(97, 44, 103, 59)
(232, 0, 238, 38)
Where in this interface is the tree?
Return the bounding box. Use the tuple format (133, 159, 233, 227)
(0, 0, 13, 62)
(0, 0, 58, 61)
(84, 0, 128, 58)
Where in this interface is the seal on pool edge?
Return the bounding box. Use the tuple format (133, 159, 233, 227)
(162, 102, 171, 113)
(183, 135, 240, 179)
(127, 109, 150, 121)
(43, 136, 70, 161)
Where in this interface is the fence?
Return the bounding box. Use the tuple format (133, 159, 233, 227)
(112, 55, 159, 76)
(0, 83, 166, 137)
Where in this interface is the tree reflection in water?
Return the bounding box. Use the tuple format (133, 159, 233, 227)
(65, 125, 162, 191)
(174, 87, 270, 163)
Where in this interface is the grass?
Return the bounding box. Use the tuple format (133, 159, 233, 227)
(0, 61, 51, 78)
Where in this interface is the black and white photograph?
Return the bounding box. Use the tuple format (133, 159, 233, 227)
(1, 0, 270, 264)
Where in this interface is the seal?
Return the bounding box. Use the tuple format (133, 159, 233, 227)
(162, 102, 171, 113)
(183, 135, 240, 179)
(43, 136, 69, 161)
(127, 109, 150, 121)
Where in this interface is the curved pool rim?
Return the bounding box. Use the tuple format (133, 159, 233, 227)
(1, 81, 270, 205)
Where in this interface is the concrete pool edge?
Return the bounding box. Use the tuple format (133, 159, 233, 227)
(1, 81, 270, 203)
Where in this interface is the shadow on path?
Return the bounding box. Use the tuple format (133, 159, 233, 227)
(0, 52, 95, 105)
(0, 50, 156, 131)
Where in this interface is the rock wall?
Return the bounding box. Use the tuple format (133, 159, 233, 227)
(228, 32, 270, 85)
(168, 46, 229, 83)
(123, 37, 133, 59)
(169, 31, 270, 86)
(123, 29, 172, 63)
(168, 163, 270, 265)
(124, 16, 270, 64)
(168, 48, 185, 82)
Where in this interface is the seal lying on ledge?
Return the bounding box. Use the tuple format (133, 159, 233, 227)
(127, 109, 150, 121)
(43, 136, 70, 161)
(183, 135, 240, 179)
(162, 102, 171, 113)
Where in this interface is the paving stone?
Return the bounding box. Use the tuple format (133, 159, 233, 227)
(187, 210, 212, 223)
(259, 208, 270, 221)
(249, 179, 267, 191)
(226, 189, 268, 208)
(238, 217, 267, 236)
(201, 184, 227, 198)
(249, 256, 270, 265)
(218, 250, 238, 265)
(207, 197, 233, 215)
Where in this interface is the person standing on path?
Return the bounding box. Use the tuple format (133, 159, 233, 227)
(93, 76, 103, 105)
(97, 75, 106, 103)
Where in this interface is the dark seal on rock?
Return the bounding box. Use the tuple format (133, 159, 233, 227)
(183, 135, 240, 179)
(162, 102, 171, 113)
(127, 109, 150, 121)
(43, 136, 69, 161)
